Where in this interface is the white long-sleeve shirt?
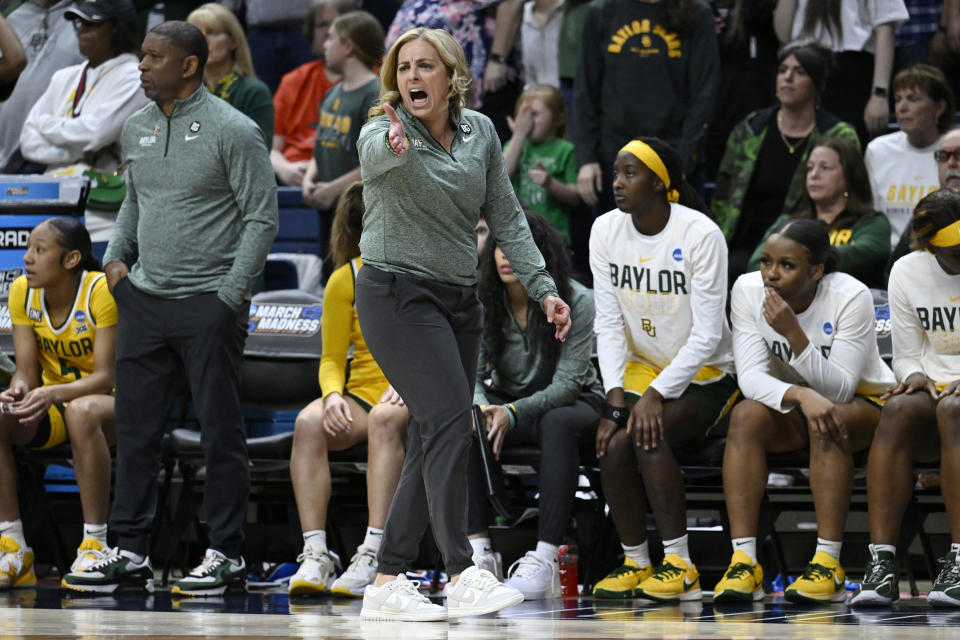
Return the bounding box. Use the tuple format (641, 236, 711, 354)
(589, 203, 734, 398)
(20, 53, 147, 170)
(889, 251, 960, 385)
(731, 271, 895, 412)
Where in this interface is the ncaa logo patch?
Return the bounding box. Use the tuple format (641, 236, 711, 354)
(822, 322, 833, 336)
(189, 121, 201, 133)
(671, 248, 683, 262)
(74, 310, 86, 323)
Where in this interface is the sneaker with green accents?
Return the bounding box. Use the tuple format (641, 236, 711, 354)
(928, 552, 960, 607)
(635, 554, 701, 602)
(172, 549, 246, 596)
(784, 551, 846, 604)
(61, 548, 154, 593)
(592, 557, 652, 599)
(713, 550, 764, 603)
(850, 549, 899, 606)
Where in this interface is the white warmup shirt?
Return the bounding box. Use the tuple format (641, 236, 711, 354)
(889, 250, 960, 385)
(787, 0, 908, 53)
(731, 270, 895, 412)
(590, 203, 734, 398)
(864, 130, 940, 246)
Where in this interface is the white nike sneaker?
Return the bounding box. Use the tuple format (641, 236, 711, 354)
(71, 538, 108, 573)
(504, 551, 561, 600)
(331, 544, 378, 597)
(360, 574, 447, 622)
(446, 565, 523, 618)
(472, 549, 503, 581)
(288, 545, 337, 596)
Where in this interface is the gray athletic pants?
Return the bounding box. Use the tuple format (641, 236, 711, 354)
(355, 265, 481, 576)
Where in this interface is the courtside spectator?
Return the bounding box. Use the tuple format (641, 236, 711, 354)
(502, 84, 581, 244)
(520, 0, 562, 89)
(271, 0, 357, 187)
(865, 63, 953, 246)
(572, 0, 719, 215)
(773, 0, 909, 142)
(747, 136, 892, 289)
(713, 43, 858, 282)
(302, 10, 381, 284)
(0, 0, 83, 173)
(20, 0, 148, 243)
(187, 3, 273, 141)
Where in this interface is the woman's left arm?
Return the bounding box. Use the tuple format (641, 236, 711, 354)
(483, 0, 524, 93)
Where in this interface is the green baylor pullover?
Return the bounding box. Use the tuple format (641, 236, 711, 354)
(104, 85, 278, 310)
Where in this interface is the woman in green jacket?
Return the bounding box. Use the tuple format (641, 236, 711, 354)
(746, 136, 891, 289)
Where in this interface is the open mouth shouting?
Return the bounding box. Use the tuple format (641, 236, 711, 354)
(409, 89, 428, 109)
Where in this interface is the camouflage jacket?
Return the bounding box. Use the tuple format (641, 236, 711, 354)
(711, 106, 859, 238)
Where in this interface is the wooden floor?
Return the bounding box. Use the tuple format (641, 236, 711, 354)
(3, 581, 959, 639)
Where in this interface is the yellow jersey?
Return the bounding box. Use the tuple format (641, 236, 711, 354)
(9, 271, 117, 386)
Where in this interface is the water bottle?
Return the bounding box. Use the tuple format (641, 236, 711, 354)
(558, 544, 579, 597)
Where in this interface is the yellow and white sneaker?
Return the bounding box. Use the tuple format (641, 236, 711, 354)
(71, 538, 107, 573)
(0, 536, 36, 589)
(635, 554, 701, 602)
(784, 551, 846, 603)
(288, 546, 337, 596)
(713, 550, 764, 603)
(592, 557, 653, 599)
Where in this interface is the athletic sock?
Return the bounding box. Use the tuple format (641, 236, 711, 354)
(662, 534, 691, 565)
(362, 526, 383, 552)
(869, 543, 896, 559)
(469, 536, 493, 557)
(0, 520, 24, 545)
(83, 523, 108, 546)
(303, 529, 327, 554)
(731, 537, 757, 563)
(622, 541, 651, 568)
(534, 541, 559, 563)
(815, 537, 842, 561)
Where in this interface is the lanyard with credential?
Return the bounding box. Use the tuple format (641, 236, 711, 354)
(71, 63, 90, 118)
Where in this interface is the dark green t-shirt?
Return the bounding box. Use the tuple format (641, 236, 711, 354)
(313, 78, 380, 181)
(505, 137, 578, 242)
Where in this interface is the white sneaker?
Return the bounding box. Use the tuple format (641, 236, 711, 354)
(446, 565, 523, 618)
(360, 574, 447, 621)
(71, 538, 107, 573)
(504, 551, 560, 600)
(472, 549, 503, 581)
(288, 545, 337, 596)
(0, 537, 35, 589)
(331, 544, 378, 597)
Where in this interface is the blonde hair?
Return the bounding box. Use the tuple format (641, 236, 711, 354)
(187, 3, 257, 79)
(369, 27, 472, 123)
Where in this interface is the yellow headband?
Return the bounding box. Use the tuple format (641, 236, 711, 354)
(619, 140, 679, 202)
(931, 220, 960, 247)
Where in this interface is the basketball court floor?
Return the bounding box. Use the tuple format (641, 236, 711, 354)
(3, 582, 958, 639)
